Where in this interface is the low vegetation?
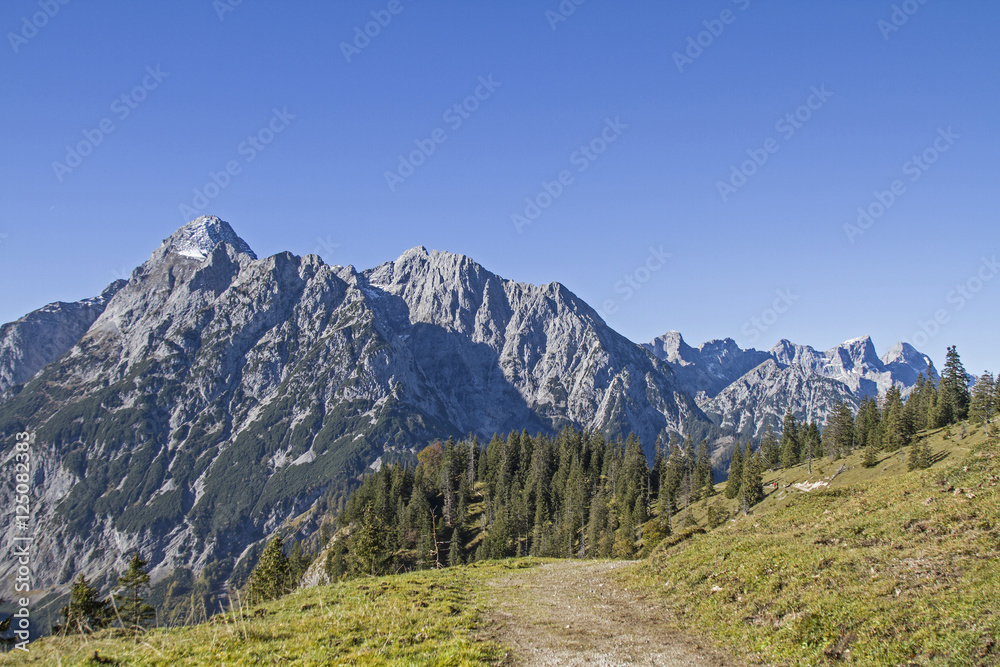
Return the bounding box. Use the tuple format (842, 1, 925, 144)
(1, 561, 526, 666)
(621, 424, 1000, 665)
(7, 424, 997, 665)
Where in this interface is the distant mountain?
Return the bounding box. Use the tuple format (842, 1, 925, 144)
(643, 332, 771, 399)
(0, 215, 940, 625)
(0, 280, 125, 394)
(769, 335, 932, 399)
(699, 360, 860, 440)
(0, 216, 703, 613)
(645, 332, 936, 438)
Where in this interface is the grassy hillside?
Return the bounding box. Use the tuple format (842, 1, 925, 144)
(622, 423, 1000, 665)
(2, 561, 529, 666)
(8, 424, 996, 666)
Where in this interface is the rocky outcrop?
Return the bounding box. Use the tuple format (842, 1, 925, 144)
(646, 332, 935, 439)
(0, 280, 125, 393)
(0, 217, 703, 609)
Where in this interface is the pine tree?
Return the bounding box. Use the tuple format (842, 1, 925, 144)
(861, 439, 879, 468)
(724, 442, 743, 499)
(113, 552, 156, 634)
(940, 345, 971, 423)
(969, 371, 996, 435)
(695, 439, 715, 498)
(803, 421, 822, 471)
(287, 541, 311, 587)
(908, 437, 933, 471)
(780, 408, 800, 468)
(738, 442, 763, 513)
(244, 537, 291, 605)
(759, 423, 779, 470)
(57, 574, 109, 635)
(880, 386, 909, 451)
(905, 372, 931, 433)
(855, 397, 881, 452)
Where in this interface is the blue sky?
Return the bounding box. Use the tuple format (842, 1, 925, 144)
(2, 0, 998, 373)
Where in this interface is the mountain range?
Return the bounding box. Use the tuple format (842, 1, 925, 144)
(0, 216, 937, 617)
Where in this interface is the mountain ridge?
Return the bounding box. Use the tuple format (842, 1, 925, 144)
(0, 216, 938, 620)
(0, 217, 701, 614)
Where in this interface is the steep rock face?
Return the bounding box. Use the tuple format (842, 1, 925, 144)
(0, 220, 440, 604)
(0, 280, 125, 393)
(649, 332, 935, 440)
(362, 247, 702, 446)
(643, 331, 771, 399)
(770, 336, 935, 399)
(700, 360, 860, 439)
(882, 342, 936, 387)
(0, 219, 704, 609)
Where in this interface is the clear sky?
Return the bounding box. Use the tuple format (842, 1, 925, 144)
(1, 1, 997, 373)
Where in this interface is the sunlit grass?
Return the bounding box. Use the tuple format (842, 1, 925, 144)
(4, 561, 539, 666)
(621, 424, 1000, 665)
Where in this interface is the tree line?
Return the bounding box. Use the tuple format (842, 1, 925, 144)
(306, 425, 743, 586)
(56, 345, 1000, 621)
(759, 346, 997, 474)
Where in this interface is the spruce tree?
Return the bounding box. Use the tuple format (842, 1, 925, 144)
(855, 398, 881, 452)
(905, 373, 927, 432)
(940, 345, 971, 423)
(244, 537, 291, 605)
(288, 541, 311, 587)
(969, 371, 996, 435)
(825, 402, 855, 460)
(695, 439, 714, 498)
(861, 439, 879, 468)
(113, 552, 156, 634)
(58, 574, 109, 635)
(724, 442, 743, 499)
(780, 408, 800, 468)
(803, 421, 822, 471)
(908, 437, 933, 471)
(350, 504, 393, 576)
(759, 423, 779, 470)
(738, 442, 763, 513)
(881, 386, 909, 451)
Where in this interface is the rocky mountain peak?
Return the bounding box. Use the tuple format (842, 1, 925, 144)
(646, 331, 692, 365)
(163, 215, 257, 261)
(882, 341, 937, 385)
(833, 335, 880, 365)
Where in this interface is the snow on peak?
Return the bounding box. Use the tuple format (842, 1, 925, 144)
(167, 216, 257, 261)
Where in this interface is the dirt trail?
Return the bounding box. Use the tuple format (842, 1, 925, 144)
(482, 560, 737, 667)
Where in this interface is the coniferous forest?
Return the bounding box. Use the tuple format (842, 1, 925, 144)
(46, 345, 999, 624)
(306, 345, 996, 590)
(325, 428, 716, 581)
